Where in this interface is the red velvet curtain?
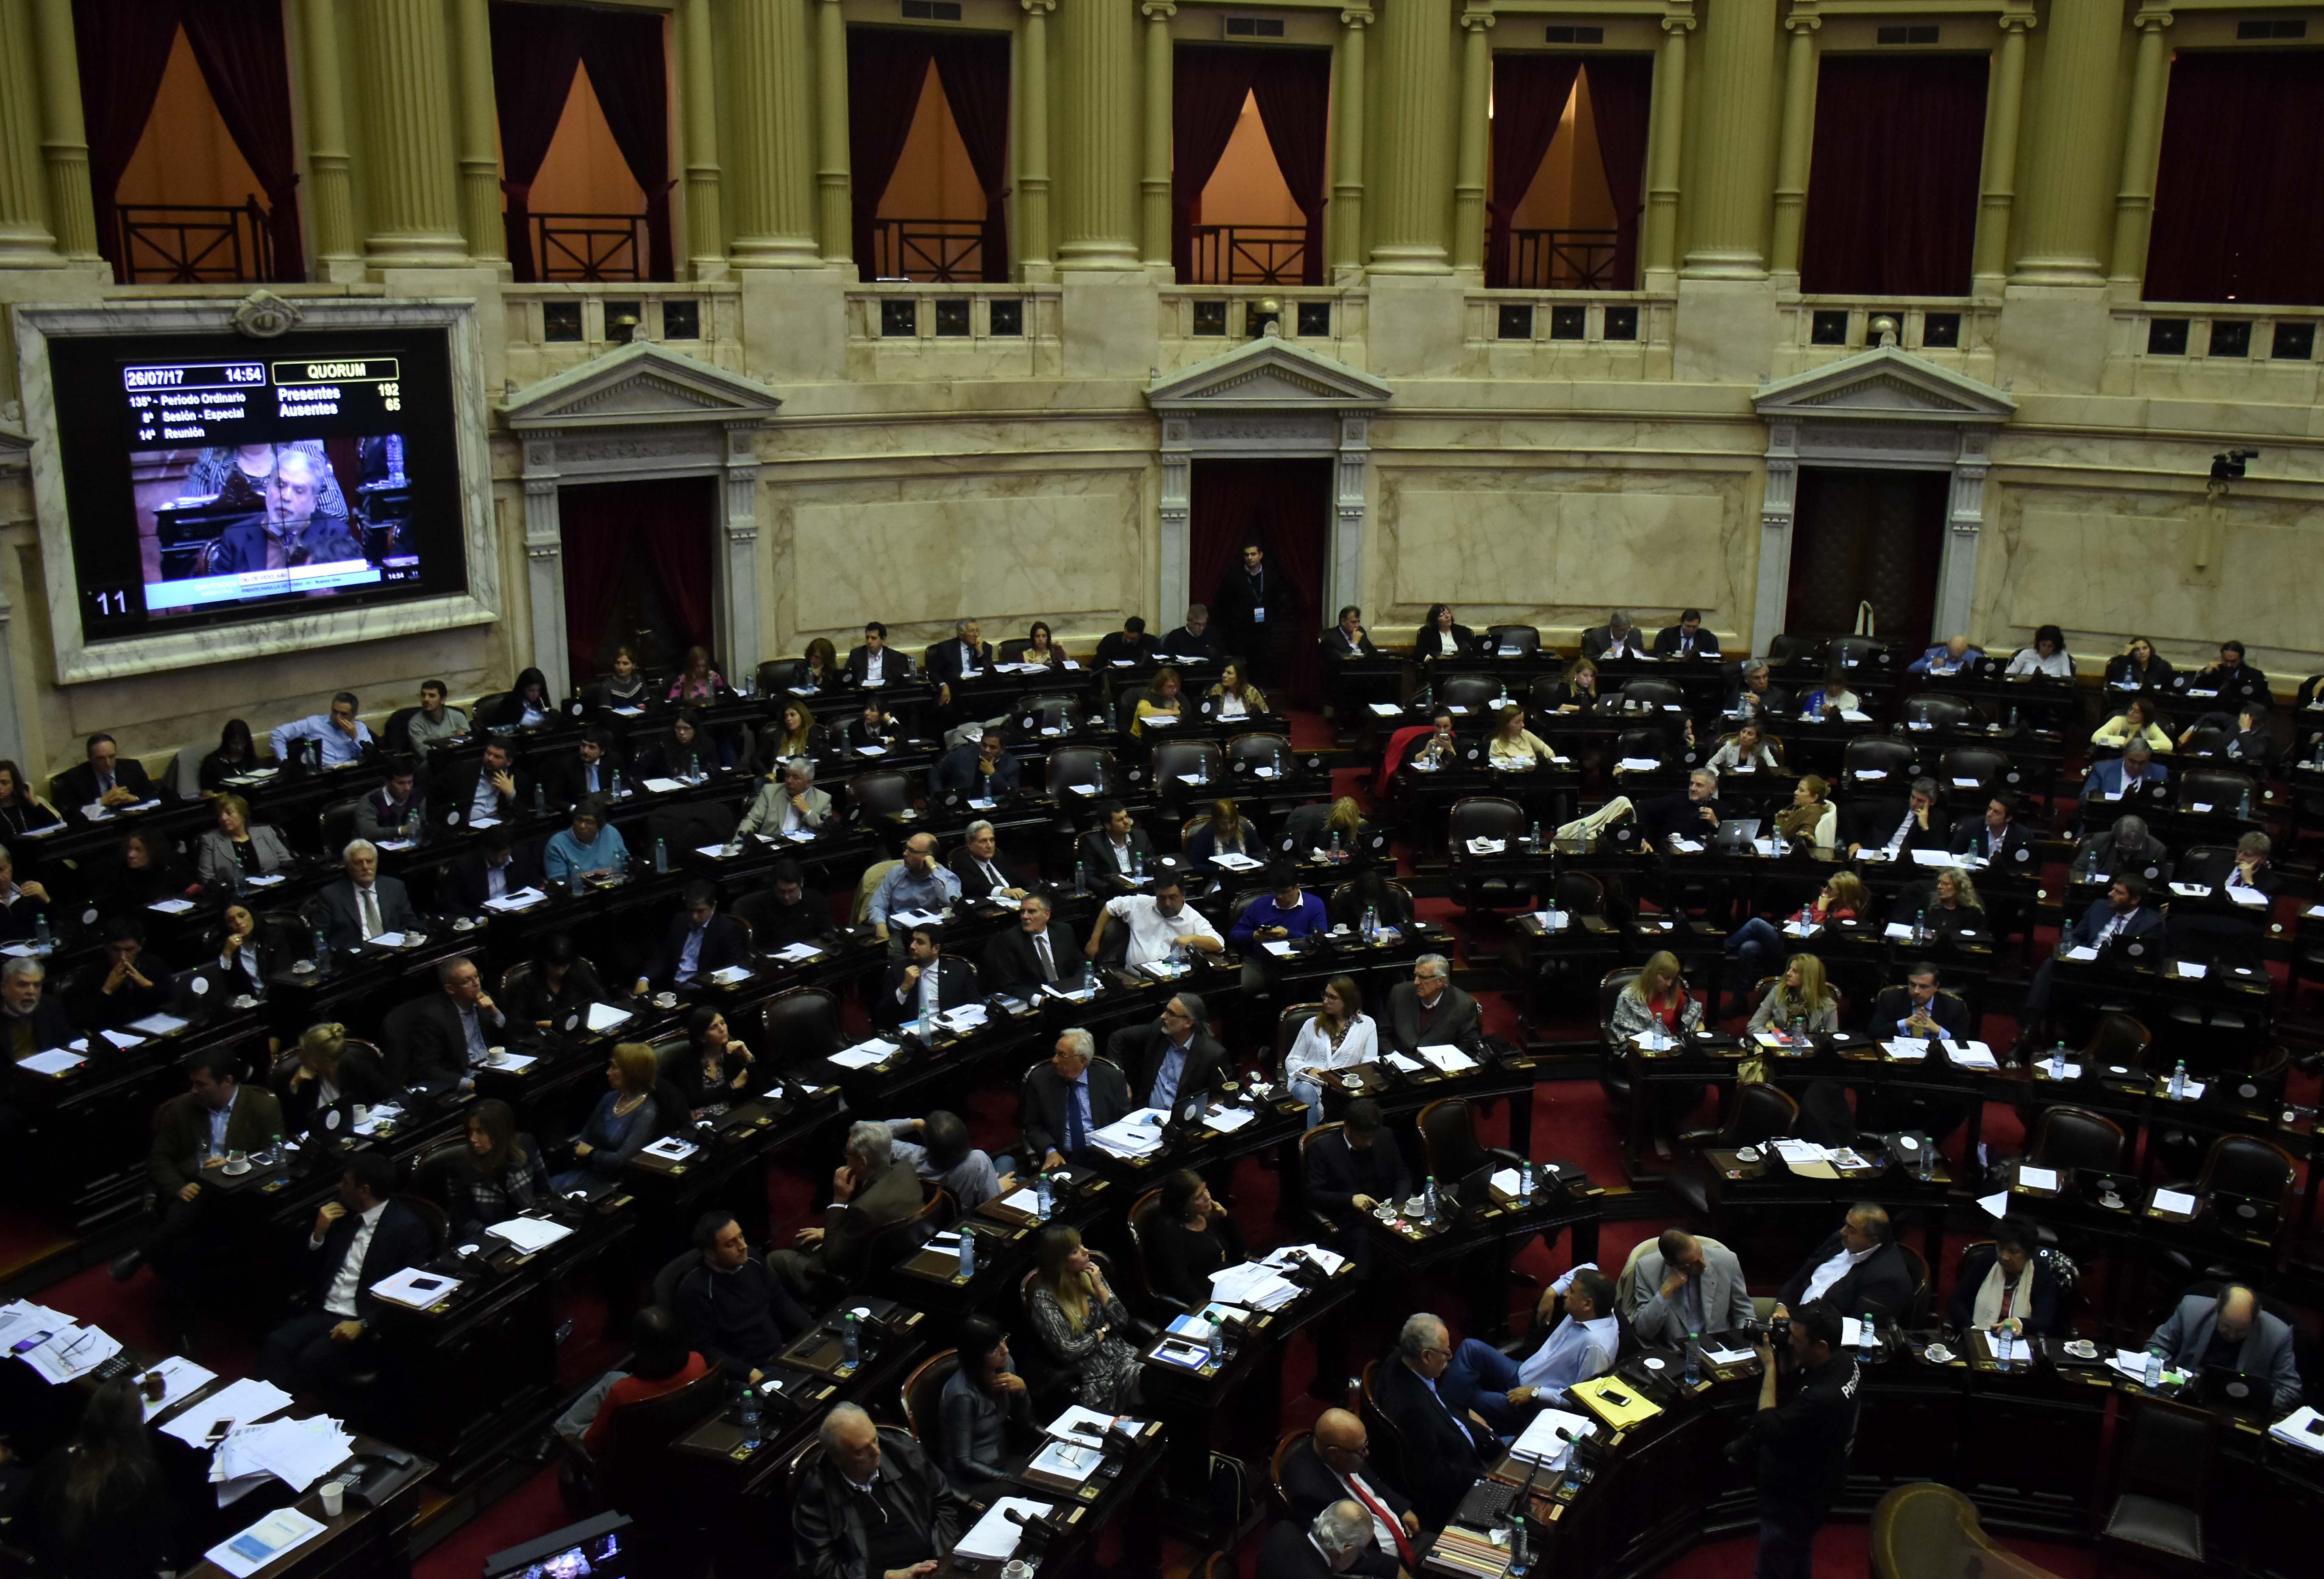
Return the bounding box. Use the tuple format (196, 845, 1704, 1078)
(1585, 56, 1655, 291)
(1189, 458, 1332, 707)
(71, 0, 181, 282)
(2145, 50, 2324, 306)
(560, 479, 715, 681)
(847, 29, 939, 279)
(178, 0, 305, 282)
(1486, 55, 1582, 289)
(1171, 46, 1258, 283)
(1799, 53, 1988, 297)
(578, 8, 676, 282)
(932, 33, 1013, 283)
(488, 0, 585, 282)
(1248, 48, 1333, 286)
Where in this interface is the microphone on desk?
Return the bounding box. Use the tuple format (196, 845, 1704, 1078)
(1002, 1504, 1062, 1554)
(1553, 1425, 1598, 1484)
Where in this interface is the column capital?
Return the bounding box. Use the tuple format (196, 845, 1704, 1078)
(1022, 0, 1056, 13)
(1137, 0, 1172, 16)
(1661, 3, 1698, 38)
(1339, 7, 1374, 26)
(1460, 9, 1496, 34)
(2131, 5, 2173, 32)
(1998, 3, 2038, 33)
(1783, 3, 1820, 35)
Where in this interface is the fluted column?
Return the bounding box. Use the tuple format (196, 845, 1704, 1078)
(1017, 1, 1054, 272)
(1056, 0, 1137, 269)
(728, 0, 820, 267)
(301, 0, 359, 268)
(2013, 0, 2120, 284)
(1140, 3, 1174, 269)
(1766, 4, 1820, 285)
(1640, 6, 1693, 290)
(815, 0, 852, 266)
(353, 0, 468, 264)
(1369, 0, 1454, 274)
(31, 0, 94, 259)
(2108, 6, 2173, 289)
(1970, 8, 2033, 290)
(1331, 8, 1371, 276)
(681, 0, 725, 276)
(0, 0, 60, 267)
(1683, 0, 1778, 277)
(1451, 5, 1492, 276)
(452, 0, 503, 264)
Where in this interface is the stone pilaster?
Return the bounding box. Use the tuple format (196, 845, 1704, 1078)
(2013, 0, 2120, 284)
(1331, 7, 1372, 277)
(1682, 0, 1777, 277)
(1640, 3, 1694, 290)
(1056, 0, 1137, 269)
(301, 0, 360, 272)
(815, 0, 852, 267)
(31, 0, 95, 260)
(681, 0, 726, 277)
(2108, 6, 2173, 290)
(452, 0, 504, 265)
(1369, 0, 1454, 275)
(1970, 7, 2034, 292)
(1017, 1, 1056, 273)
(1140, 3, 1174, 270)
(1451, 5, 1493, 278)
(1766, 3, 1819, 287)
(727, 0, 820, 267)
(352, 0, 469, 265)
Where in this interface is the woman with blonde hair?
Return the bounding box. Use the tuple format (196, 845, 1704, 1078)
(1728, 871, 1868, 986)
(1206, 660, 1267, 720)
(276, 1021, 391, 1131)
(1027, 1227, 1140, 1409)
(1749, 953, 1839, 1033)
(1488, 705, 1556, 768)
(1184, 796, 1251, 865)
(1775, 774, 1838, 849)
(1556, 657, 1602, 712)
(1706, 720, 1783, 774)
(553, 1043, 662, 1189)
(1132, 667, 1185, 738)
(1924, 866, 1987, 940)
(1610, 950, 1701, 1042)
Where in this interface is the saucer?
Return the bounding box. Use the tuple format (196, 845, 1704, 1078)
(221, 1161, 251, 1176)
(2065, 1340, 2099, 1359)
(1735, 1146, 1762, 1163)
(1922, 1343, 1954, 1364)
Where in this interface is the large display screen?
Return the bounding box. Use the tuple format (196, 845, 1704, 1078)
(45, 329, 470, 639)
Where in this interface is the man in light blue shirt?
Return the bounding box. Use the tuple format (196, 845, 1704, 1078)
(271, 692, 375, 769)
(868, 833, 962, 958)
(544, 797, 628, 884)
(1443, 1266, 1620, 1434)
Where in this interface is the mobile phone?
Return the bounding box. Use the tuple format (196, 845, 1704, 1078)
(206, 1418, 232, 1445)
(9, 1332, 53, 1355)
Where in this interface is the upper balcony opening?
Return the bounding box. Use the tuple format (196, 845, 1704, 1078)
(1488, 53, 1652, 290)
(75, 4, 305, 284)
(2145, 47, 2324, 307)
(1798, 52, 1988, 297)
(490, 1, 675, 282)
(1173, 44, 1331, 286)
(850, 27, 1012, 283)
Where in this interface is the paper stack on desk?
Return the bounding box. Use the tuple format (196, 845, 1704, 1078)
(936, 1003, 990, 1033)
(1210, 1260, 1299, 1311)
(161, 1377, 293, 1447)
(2269, 1406, 2324, 1454)
(641, 1136, 700, 1162)
(369, 1267, 460, 1310)
(17, 1047, 85, 1076)
(1045, 1404, 1146, 1445)
(205, 1507, 328, 1579)
(1418, 1045, 1479, 1074)
(1386, 1051, 1426, 1075)
(774, 942, 823, 964)
(18, 1323, 122, 1384)
(1509, 1407, 1596, 1469)
(1091, 1109, 1168, 1158)
(1205, 1105, 1257, 1133)
(139, 1356, 217, 1420)
(483, 887, 548, 913)
(351, 1103, 403, 1136)
(1030, 1438, 1104, 1484)
(955, 1498, 1057, 1561)
(488, 1216, 575, 1253)
(1770, 1139, 1838, 1178)
(215, 1415, 353, 1493)
(1944, 1040, 2000, 1070)
(1879, 1039, 1933, 1062)
(586, 1001, 632, 1032)
(830, 1039, 899, 1070)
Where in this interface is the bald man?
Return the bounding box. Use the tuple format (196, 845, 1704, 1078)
(1280, 1409, 1421, 1579)
(1775, 1203, 1916, 1324)
(2149, 1284, 2304, 1410)
(867, 831, 962, 958)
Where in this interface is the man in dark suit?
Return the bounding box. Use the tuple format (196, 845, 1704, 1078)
(1305, 1099, 1412, 1273)
(446, 826, 547, 913)
(1775, 1203, 1917, 1323)
(1728, 660, 1794, 722)
(1652, 609, 1722, 659)
(53, 732, 164, 822)
(316, 839, 422, 952)
(256, 1152, 436, 1394)
(111, 1049, 286, 1293)
(731, 861, 826, 950)
(878, 922, 980, 1030)
(1159, 604, 1220, 663)
(1846, 778, 1949, 859)
(1109, 992, 1225, 1115)
(2192, 639, 2270, 705)
(545, 727, 623, 807)
(1023, 1028, 1130, 1169)
(2082, 742, 2170, 811)
(1373, 1313, 1496, 1530)
(948, 821, 1027, 901)
(1949, 794, 2035, 869)
(445, 737, 528, 829)
(2024, 876, 2164, 1024)
(791, 1404, 966, 1579)
(390, 956, 507, 1092)
(1580, 609, 1647, 660)
(1075, 801, 1155, 897)
(844, 621, 915, 688)
(928, 729, 1021, 796)
(1282, 1410, 1420, 1579)
(1093, 615, 1159, 668)
(1323, 606, 1379, 659)
(1384, 955, 1481, 1057)
(925, 618, 995, 689)
(980, 891, 1081, 994)
(1868, 963, 1971, 1040)
(1212, 540, 1302, 684)
(1, 956, 76, 1064)
(1260, 1502, 1378, 1577)
(353, 757, 428, 844)
(634, 880, 749, 994)
(766, 1120, 926, 1298)
(1641, 769, 1727, 846)
(2148, 1283, 2304, 1410)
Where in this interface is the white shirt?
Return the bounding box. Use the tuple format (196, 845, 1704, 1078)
(1103, 894, 1221, 968)
(1802, 1242, 1878, 1305)
(317, 1200, 388, 1318)
(1216, 692, 1248, 718)
(1432, 629, 1461, 656)
(1517, 1312, 1620, 1391)
(1334, 1466, 1400, 1557)
(1284, 1012, 1380, 1087)
(862, 649, 888, 683)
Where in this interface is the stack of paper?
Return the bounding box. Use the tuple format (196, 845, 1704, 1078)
(1771, 1139, 1829, 1170)
(1465, 836, 1506, 855)
(585, 1001, 632, 1033)
(205, 1508, 328, 1578)
(774, 942, 823, 964)
(1944, 1040, 2000, 1070)
(129, 1011, 192, 1036)
(97, 1030, 149, 1051)
(2106, 1349, 2172, 1384)
(831, 1039, 899, 1070)
(139, 1356, 217, 1420)
(17, 1047, 85, 1075)
(19, 1323, 122, 1384)
(1489, 1167, 1529, 1197)
(1029, 1438, 1104, 1483)
(1091, 1109, 1168, 1159)
(1509, 1407, 1596, 1468)
(367, 1267, 459, 1310)
(1210, 1261, 1298, 1310)
(1262, 1243, 1348, 1276)
(1616, 756, 1662, 772)
(219, 1415, 354, 1493)
(641, 1136, 700, 1162)
(1386, 1051, 1426, 1075)
(2152, 1187, 2198, 1215)
(2268, 1406, 2324, 1454)
(1880, 1039, 1932, 1062)
(161, 1377, 293, 1447)
(483, 886, 548, 913)
(1045, 1404, 1143, 1444)
(639, 776, 686, 793)
(1419, 1045, 1478, 1074)
(1530, 910, 1568, 931)
(1210, 852, 1263, 872)
(955, 1498, 1057, 1561)
(351, 1103, 403, 1136)
(1206, 1106, 1257, 1133)
(707, 965, 753, 985)
(488, 1217, 575, 1253)
(1702, 1343, 1756, 1367)
(2014, 1165, 2060, 1192)
(936, 1003, 990, 1033)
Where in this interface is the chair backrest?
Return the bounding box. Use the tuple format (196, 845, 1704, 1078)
(2077, 1011, 2152, 1073)
(756, 658, 805, 693)
(2196, 1133, 2296, 1206)
(403, 1138, 471, 1212)
(2116, 1396, 2218, 1507)
(1225, 731, 1294, 776)
(1273, 1002, 1327, 1064)
(1045, 746, 1119, 799)
(596, 1359, 730, 1514)
(759, 986, 843, 1061)
(318, 797, 367, 858)
(1621, 678, 1682, 711)
(1892, 1239, 1932, 1325)
(1356, 1360, 1408, 1490)
(2175, 844, 2239, 888)
(1268, 1431, 1311, 1518)
(1014, 693, 1085, 737)
(1415, 1097, 1485, 1180)
(1830, 635, 1893, 674)
(1900, 693, 1980, 731)
(1526, 674, 1566, 713)
(1597, 967, 1641, 1036)
(1152, 739, 1226, 790)
(1937, 746, 2016, 795)
(851, 858, 901, 924)
(901, 1349, 960, 1446)
(2028, 1106, 2125, 1173)
(1485, 624, 1540, 654)
(1766, 633, 1822, 666)
(1723, 1082, 1801, 1146)
(1843, 738, 1917, 784)
(1446, 796, 1525, 848)
(2179, 767, 2257, 813)
(1615, 727, 1668, 764)
(1554, 871, 1606, 915)
(845, 770, 916, 821)
(1436, 674, 1504, 711)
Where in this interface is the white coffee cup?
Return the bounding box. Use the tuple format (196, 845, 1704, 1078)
(319, 1480, 345, 1517)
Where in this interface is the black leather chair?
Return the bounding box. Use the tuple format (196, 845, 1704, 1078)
(1671, 1082, 1799, 1216)
(1765, 634, 1822, 667)
(1829, 635, 1893, 674)
(1614, 727, 1672, 771)
(759, 987, 843, 1064)
(1045, 746, 1120, 799)
(2027, 1106, 2126, 1173)
(1435, 675, 1504, 713)
(843, 769, 916, 822)
(1899, 693, 1981, 732)
(900, 1348, 959, 1447)
(1013, 693, 1087, 739)
(2179, 768, 2259, 817)
(1843, 737, 1918, 790)
(2077, 1012, 2152, 1077)
(1936, 746, 2016, 799)
(756, 659, 806, 693)
(1619, 679, 1684, 713)
(1446, 796, 1529, 912)
(1414, 1096, 1521, 1185)
(1152, 740, 1226, 796)
(1356, 1360, 1409, 1492)
(1484, 624, 1540, 656)
(2099, 1398, 2216, 1573)
(1125, 1188, 1195, 1320)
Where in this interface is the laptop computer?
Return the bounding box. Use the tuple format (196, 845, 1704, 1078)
(1711, 817, 1761, 851)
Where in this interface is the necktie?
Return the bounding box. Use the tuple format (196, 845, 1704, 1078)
(1035, 933, 1056, 983)
(359, 886, 382, 938)
(1345, 1473, 1416, 1571)
(1064, 1079, 1087, 1153)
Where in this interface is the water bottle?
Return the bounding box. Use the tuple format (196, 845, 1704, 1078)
(1506, 1512, 1530, 1576)
(2169, 1059, 2187, 1100)
(611, 767, 625, 799)
(33, 912, 51, 953)
(687, 750, 701, 783)
(1079, 958, 1094, 994)
(1363, 904, 1379, 943)
(313, 925, 331, 979)
(736, 1384, 761, 1434)
(840, 1312, 860, 1368)
(1859, 1312, 1878, 1363)
(1424, 1175, 1440, 1221)
(2144, 1348, 2164, 1389)
(531, 779, 545, 815)
(1133, 847, 1147, 881)
(957, 1231, 976, 1279)
(267, 1132, 284, 1167)
(1529, 820, 1543, 853)
(653, 836, 668, 875)
(1074, 860, 1089, 897)
(1035, 1172, 1053, 1220)
(1994, 1328, 2013, 1373)
(1914, 908, 1927, 944)
(1791, 1014, 1807, 1049)
(916, 1000, 932, 1044)
(1517, 1163, 1533, 1203)
(2007, 704, 2020, 729)
(1329, 829, 1343, 859)
(2238, 784, 2253, 820)
(403, 808, 419, 844)
(2049, 1041, 2068, 1081)
(1684, 1328, 1702, 1387)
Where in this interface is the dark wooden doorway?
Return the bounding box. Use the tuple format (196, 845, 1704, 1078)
(559, 477, 717, 684)
(1189, 457, 1331, 706)
(1785, 467, 1949, 659)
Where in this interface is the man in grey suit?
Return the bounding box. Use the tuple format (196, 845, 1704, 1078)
(1383, 954, 1481, 1057)
(766, 1120, 924, 1300)
(2148, 1284, 2304, 1409)
(1627, 1228, 1757, 1345)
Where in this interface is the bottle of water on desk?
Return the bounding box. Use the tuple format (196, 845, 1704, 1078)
(1074, 860, 1089, 897)
(1133, 847, 1146, 882)
(1913, 909, 1927, 944)
(2169, 1059, 2187, 1100)
(2049, 1041, 2068, 1081)
(916, 1000, 932, 1044)
(1791, 1014, 1807, 1048)
(1362, 904, 1378, 943)
(1859, 1312, 1879, 1364)
(2144, 1347, 2164, 1389)
(1506, 1511, 1530, 1576)
(1035, 1172, 1053, 1220)
(1517, 1163, 1534, 1203)
(957, 1230, 976, 1279)
(1423, 1175, 1440, 1221)
(532, 779, 545, 815)
(653, 836, 668, 875)
(840, 1312, 860, 1369)
(611, 767, 625, 799)
(1329, 829, 1342, 861)
(313, 926, 331, 980)
(1685, 1328, 1701, 1387)
(33, 912, 49, 954)
(1529, 820, 1543, 853)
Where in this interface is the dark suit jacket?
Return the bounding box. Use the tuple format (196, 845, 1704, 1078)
(815, 1158, 924, 1282)
(1949, 819, 2035, 869)
(444, 759, 529, 826)
(2063, 896, 2162, 951)
(1641, 791, 1726, 846)
(1946, 1245, 2063, 1337)
(447, 845, 547, 912)
(1581, 624, 1648, 660)
(1, 996, 76, 1062)
(1868, 986, 1970, 1041)
(315, 874, 422, 952)
(1212, 564, 1301, 655)
(1076, 827, 1157, 896)
(1023, 1058, 1131, 1161)
(1384, 981, 1482, 1057)
(1411, 622, 1474, 659)
(148, 1085, 286, 1194)
(844, 644, 916, 687)
(1322, 627, 1380, 659)
(1280, 1438, 1411, 1579)
(947, 845, 1024, 900)
(1848, 798, 1951, 855)
(1109, 1020, 1226, 1113)
(52, 757, 163, 818)
(1159, 625, 1220, 663)
(1306, 1127, 1411, 1274)
(353, 786, 427, 844)
(926, 639, 995, 685)
(731, 890, 827, 950)
(791, 1426, 965, 1579)
(1373, 1355, 1494, 1529)
(1093, 631, 1159, 667)
(275, 1046, 392, 1134)
(980, 919, 1082, 994)
(1778, 1231, 1918, 1322)
(391, 991, 508, 1090)
(1727, 680, 1795, 719)
(306, 1199, 436, 1325)
(1256, 1521, 1338, 1579)
(928, 744, 1021, 795)
(644, 911, 750, 987)
(546, 748, 624, 807)
(1653, 624, 1724, 658)
(877, 957, 981, 1029)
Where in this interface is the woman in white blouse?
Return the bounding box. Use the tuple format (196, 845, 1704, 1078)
(2007, 624, 2074, 678)
(1284, 974, 1379, 1128)
(1206, 661, 1268, 720)
(1705, 721, 1782, 775)
(1487, 705, 1557, 767)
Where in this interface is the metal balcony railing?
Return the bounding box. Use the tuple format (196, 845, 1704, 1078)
(1185, 223, 1308, 286)
(1503, 228, 1620, 290)
(117, 197, 273, 283)
(531, 212, 647, 282)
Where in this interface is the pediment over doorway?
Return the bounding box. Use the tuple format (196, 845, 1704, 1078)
(1753, 344, 2015, 426)
(1145, 332, 1393, 414)
(502, 342, 784, 431)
